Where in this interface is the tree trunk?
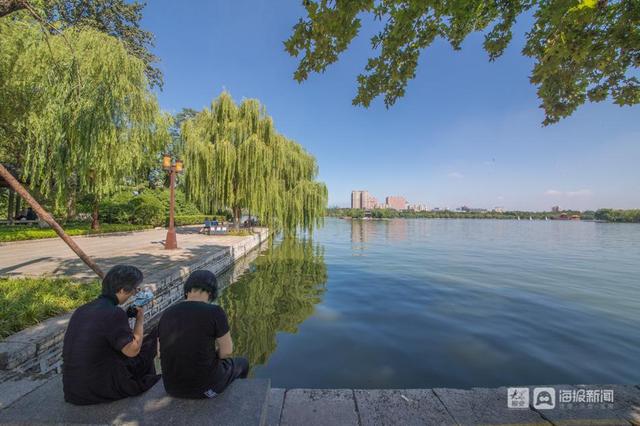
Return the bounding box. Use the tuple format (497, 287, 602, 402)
(0, 163, 104, 279)
(14, 194, 21, 218)
(233, 206, 241, 231)
(7, 189, 15, 222)
(91, 202, 100, 230)
(66, 190, 77, 221)
(0, 0, 27, 18)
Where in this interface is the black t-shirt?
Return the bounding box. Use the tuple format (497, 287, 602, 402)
(158, 301, 230, 398)
(62, 295, 158, 405)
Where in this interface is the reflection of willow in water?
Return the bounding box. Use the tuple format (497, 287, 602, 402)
(218, 237, 327, 368)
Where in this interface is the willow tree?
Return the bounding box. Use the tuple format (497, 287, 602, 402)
(183, 91, 327, 233)
(0, 19, 170, 229)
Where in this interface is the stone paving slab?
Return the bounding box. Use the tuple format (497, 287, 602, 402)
(535, 384, 640, 426)
(266, 388, 285, 426)
(0, 374, 50, 409)
(0, 226, 267, 281)
(0, 375, 270, 426)
(280, 389, 359, 426)
(354, 389, 457, 425)
(433, 386, 551, 425)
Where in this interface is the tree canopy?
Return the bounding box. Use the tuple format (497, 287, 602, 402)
(0, 0, 161, 87)
(183, 92, 328, 233)
(0, 18, 170, 224)
(285, 0, 640, 125)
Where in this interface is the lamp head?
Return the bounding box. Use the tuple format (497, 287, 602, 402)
(162, 153, 172, 170)
(175, 159, 184, 173)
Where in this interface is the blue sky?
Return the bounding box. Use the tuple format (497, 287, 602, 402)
(142, 1, 639, 211)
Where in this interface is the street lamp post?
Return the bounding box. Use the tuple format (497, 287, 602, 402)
(163, 154, 184, 250)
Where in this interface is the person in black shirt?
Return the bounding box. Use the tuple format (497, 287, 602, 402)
(158, 270, 249, 399)
(62, 265, 160, 405)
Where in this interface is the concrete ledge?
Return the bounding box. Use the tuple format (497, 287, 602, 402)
(0, 376, 270, 426)
(354, 389, 457, 425)
(280, 389, 359, 426)
(0, 313, 71, 371)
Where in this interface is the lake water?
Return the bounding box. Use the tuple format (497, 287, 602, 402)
(218, 218, 640, 389)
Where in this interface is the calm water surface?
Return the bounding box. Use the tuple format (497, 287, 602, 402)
(218, 218, 640, 388)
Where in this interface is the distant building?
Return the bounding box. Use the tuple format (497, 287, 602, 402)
(351, 190, 377, 210)
(408, 203, 428, 212)
(493, 207, 505, 213)
(551, 206, 560, 212)
(385, 196, 407, 211)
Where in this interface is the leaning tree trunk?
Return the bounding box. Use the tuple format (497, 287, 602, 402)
(0, 164, 105, 279)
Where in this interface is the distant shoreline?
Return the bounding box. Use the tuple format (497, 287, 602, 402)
(325, 207, 640, 224)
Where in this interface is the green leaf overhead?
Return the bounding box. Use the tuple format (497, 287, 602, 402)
(285, 0, 640, 125)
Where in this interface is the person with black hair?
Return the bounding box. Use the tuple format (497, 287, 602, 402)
(158, 270, 249, 399)
(62, 265, 160, 405)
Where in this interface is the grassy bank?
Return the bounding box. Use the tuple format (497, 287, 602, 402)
(0, 223, 153, 243)
(0, 277, 100, 339)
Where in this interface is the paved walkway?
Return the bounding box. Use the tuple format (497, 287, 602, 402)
(0, 226, 266, 281)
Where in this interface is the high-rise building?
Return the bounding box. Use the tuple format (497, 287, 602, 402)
(352, 190, 375, 209)
(385, 196, 407, 211)
(552, 206, 560, 212)
(351, 190, 363, 209)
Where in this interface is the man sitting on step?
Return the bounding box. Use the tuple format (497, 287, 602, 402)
(62, 265, 160, 405)
(158, 270, 249, 399)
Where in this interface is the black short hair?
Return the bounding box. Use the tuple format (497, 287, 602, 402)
(184, 270, 218, 302)
(102, 265, 144, 297)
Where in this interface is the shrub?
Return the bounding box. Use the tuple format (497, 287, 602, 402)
(130, 195, 165, 226)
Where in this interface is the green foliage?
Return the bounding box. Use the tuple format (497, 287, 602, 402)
(327, 208, 640, 223)
(129, 194, 164, 226)
(0, 20, 170, 211)
(0, 277, 100, 338)
(594, 209, 640, 223)
(4, 0, 161, 88)
(286, 0, 640, 125)
(98, 188, 203, 225)
(183, 91, 328, 234)
(219, 237, 327, 366)
(0, 223, 152, 242)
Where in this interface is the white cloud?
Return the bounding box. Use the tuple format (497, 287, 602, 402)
(448, 172, 464, 179)
(567, 189, 593, 197)
(544, 189, 593, 197)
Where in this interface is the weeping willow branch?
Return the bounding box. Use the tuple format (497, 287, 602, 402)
(183, 91, 327, 234)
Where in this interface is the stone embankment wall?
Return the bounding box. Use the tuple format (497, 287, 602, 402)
(0, 229, 269, 381)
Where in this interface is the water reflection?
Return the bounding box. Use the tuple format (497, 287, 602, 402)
(351, 219, 409, 246)
(218, 237, 327, 368)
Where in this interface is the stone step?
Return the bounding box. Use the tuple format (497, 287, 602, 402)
(0, 375, 270, 426)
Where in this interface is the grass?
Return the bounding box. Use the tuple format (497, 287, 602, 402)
(0, 223, 153, 243)
(0, 277, 100, 339)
